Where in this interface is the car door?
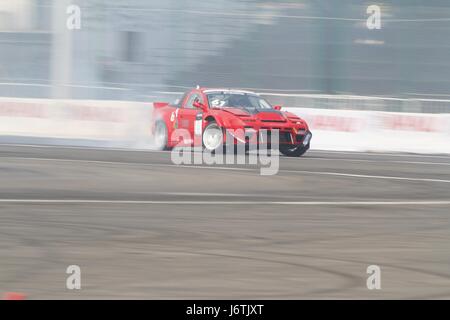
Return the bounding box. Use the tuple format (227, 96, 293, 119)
(179, 92, 204, 143)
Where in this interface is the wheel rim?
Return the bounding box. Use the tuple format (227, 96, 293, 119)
(154, 122, 167, 149)
(203, 124, 223, 151)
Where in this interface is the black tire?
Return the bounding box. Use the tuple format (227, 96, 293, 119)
(153, 121, 169, 151)
(279, 143, 309, 157)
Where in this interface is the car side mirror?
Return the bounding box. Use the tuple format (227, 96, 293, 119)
(193, 100, 207, 111)
(273, 105, 282, 111)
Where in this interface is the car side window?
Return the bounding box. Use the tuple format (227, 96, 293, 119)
(185, 93, 203, 109)
(175, 92, 189, 108)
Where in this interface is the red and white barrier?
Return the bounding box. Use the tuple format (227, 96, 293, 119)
(0, 97, 152, 147)
(0, 97, 448, 154)
(290, 108, 450, 154)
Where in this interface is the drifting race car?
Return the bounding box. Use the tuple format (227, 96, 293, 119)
(151, 87, 312, 157)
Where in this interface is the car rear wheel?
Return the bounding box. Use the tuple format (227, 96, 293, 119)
(154, 121, 169, 150)
(202, 121, 223, 153)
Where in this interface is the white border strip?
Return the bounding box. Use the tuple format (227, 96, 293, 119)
(2, 155, 450, 184)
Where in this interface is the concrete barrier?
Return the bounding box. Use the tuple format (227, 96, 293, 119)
(290, 108, 450, 154)
(0, 97, 449, 154)
(0, 97, 153, 148)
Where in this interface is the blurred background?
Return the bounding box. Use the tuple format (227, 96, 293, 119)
(1, 1, 450, 300)
(0, 0, 449, 112)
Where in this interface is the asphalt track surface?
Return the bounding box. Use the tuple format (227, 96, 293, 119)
(0, 144, 449, 299)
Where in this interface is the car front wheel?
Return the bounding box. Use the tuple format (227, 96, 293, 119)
(279, 143, 309, 157)
(202, 121, 223, 153)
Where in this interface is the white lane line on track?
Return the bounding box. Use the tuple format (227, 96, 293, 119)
(1, 144, 448, 167)
(1, 144, 448, 166)
(1, 156, 254, 171)
(283, 169, 450, 184)
(0, 143, 449, 160)
(0, 199, 449, 205)
(391, 161, 450, 166)
(295, 157, 450, 166)
(308, 150, 450, 159)
(0, 143, 166, 153)
(3, 156, 450, 184)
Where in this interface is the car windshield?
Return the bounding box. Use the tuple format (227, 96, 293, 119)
(206, 92, 272, 110)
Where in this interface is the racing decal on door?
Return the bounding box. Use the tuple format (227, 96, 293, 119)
(194, 112, 203, 135)
(170, 109, 179, 129)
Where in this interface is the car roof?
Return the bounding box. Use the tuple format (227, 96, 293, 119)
(200, 88, 259, 96)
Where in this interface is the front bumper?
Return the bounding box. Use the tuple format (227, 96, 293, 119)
(226, 127, 312, 146)
(262, 129, 312, 146)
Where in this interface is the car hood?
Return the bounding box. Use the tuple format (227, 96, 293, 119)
(220, 107, 287, 122)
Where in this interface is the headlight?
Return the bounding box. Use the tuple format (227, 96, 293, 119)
(302, 133, 312, 146)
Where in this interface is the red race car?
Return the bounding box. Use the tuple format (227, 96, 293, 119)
(151, 87, 312, 157)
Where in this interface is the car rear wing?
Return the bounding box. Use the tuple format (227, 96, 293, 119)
(153, 102, 169, 109)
